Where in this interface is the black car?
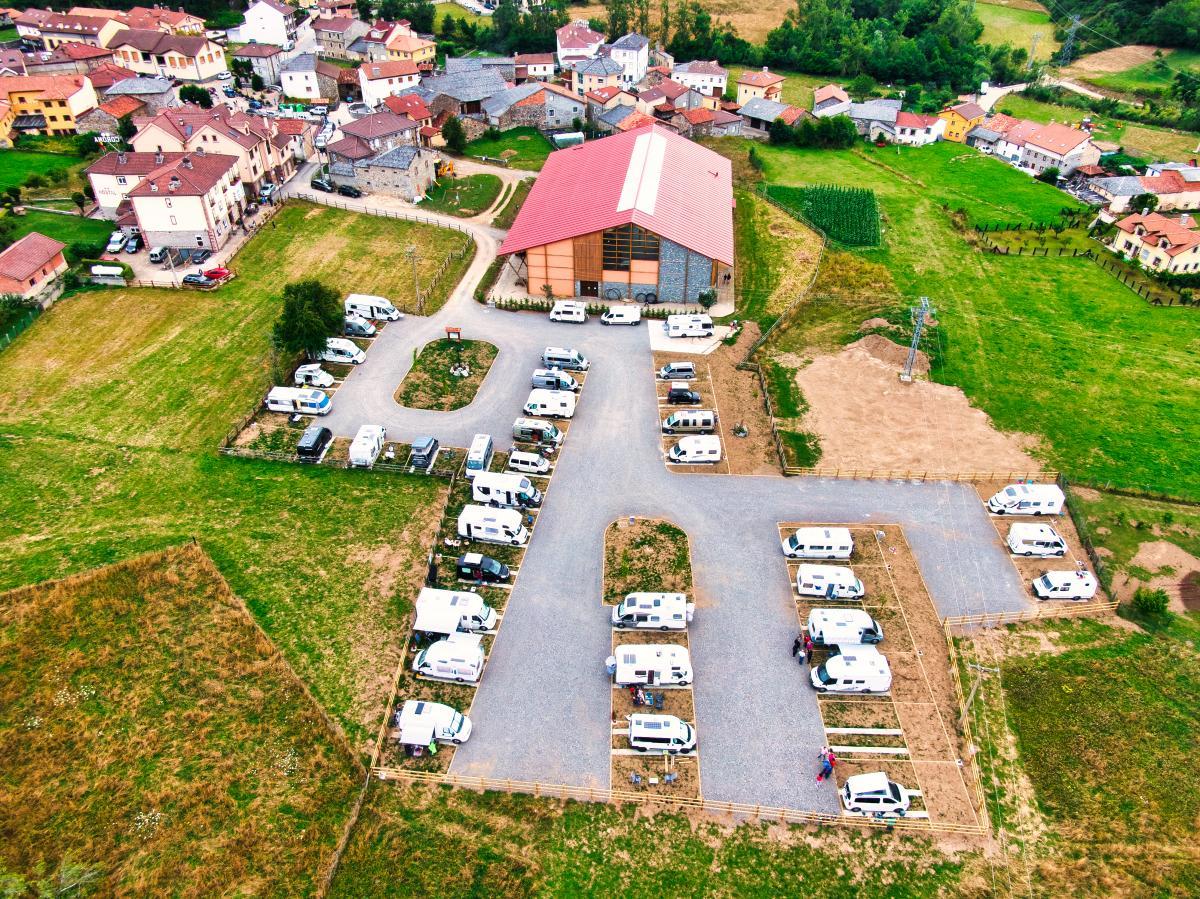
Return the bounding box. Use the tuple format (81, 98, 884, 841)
(336, 184, 362, 198)
(456, 552, 510, 584)
(191, 248, 212, 264)
(182, 273, 216, 288)
(296, 425, 333, 463)
(124, 235, 142, 253)
(310, 177, 335, 193)
(667, 385, 702, 405)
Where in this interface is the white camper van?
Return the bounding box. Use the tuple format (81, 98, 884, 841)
(395, 699, 472, 746)
(508, 450, 551, 475)
(1033, 569, 1098, 601)
(613, 644, 693, 686)
(667, 435, 722, 464)
(318, 337, 366, 365)
(464, 433, 494, 480)
(664, 313, 714, 338)
(531, 369, 580, 392)
(412, 632, 485, 683)
(806, 609, 883, 646)
(1007, 523, 1067, 557)
(541, 346, 589, 371)
(457, 505, 530, 546)
(345, 293, 401, 321)
(661, 410, 717, 435)
(810, 645, 891, 693)
(471, 471, 542, 508)
(348, 424, 386, 468)
(601, 306, 641, 325)
(782, 527, 854, 560)
(987, 483, 1065, 515)
(512, 417, 563, 446)
(611, 593, 695, 630)
(414, 587, 498, 635)
(795, 564, 864, 599)
(549, 300, 587, 323)
(524, 388, 576, 419)
(841, 772, 911, 816)
(628, 714, 696, 753)
(265, 386, 331, 416)
(294, 363, 335, 388)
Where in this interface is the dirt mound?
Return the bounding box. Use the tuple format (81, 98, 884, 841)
(858, 317, 898, 332)
(847, 333, 929, 375)
(1113, 540, 1200, 613)
(1066, 44, 1160, 75)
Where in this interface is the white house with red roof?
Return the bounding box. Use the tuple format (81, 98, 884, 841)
(1021, 121, 1100, 175)
(892, 111, 944, 146)
(811, 83, 850, 118)
(556, 20, 605, 69)
(1111, 211, 1200, 274)
(125, 151, 243, 250)
(0, 232, 67, 299)
(672, 60, 727, 97)
(358, 58, 419, 107)
(499, 123, 733, 302)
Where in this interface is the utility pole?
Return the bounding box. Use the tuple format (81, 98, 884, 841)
(406, 244, 421, 314)
(1058, 15, 1081, 67)
(961, 662, 1000, 731)
(900, 296, 933, 383)
(1027, 32, 1040, 71)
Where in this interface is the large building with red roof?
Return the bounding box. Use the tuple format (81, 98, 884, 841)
(1111, 211, 1200, 274)
(499, 124, 733, 302)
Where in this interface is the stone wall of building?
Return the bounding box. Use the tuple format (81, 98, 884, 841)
(658, 237, 712, 302)
(350, 152, 437, 200)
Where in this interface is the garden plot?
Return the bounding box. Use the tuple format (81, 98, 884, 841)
(395, 338, 499, 411)
(651, 351, 729, 475)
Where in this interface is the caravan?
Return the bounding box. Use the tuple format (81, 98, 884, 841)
(348, 424, 386, 468)
(667, 435, 722, 464)
(472, 471, 542, 508)
(412, 632, 485, 683)
(414, 587, 498, 635)
(806, 609, 883, 645)
(628, 714, 696, 753)
(1007, 523, 1067, 557)
(345, 293, 401, 321)
(464, 433, 494, 480)
(810, 645, 892, 693)
(987, 483, 1065, 515)
(611, 593, 695, 630)
(795, 564, 864, 599)
(1033, 569, 1097, 600)
(395, 700, 472, 746)
(264, 386, 331, 416)
(524, 389, 576, 419)
(782, 527, 854, 560)
(664, 314, 714, 338)
(612, 644, 693, 686)
(457, 505, 530, 546)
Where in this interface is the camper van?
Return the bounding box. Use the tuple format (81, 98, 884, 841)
(524, 389, 576, 419)
(348, 424, 386, 468)
(412, 632, 485, 683)
(410, 436, 439, 471)
(987, 483, 1065, 516)
(541, 346, 589, 371)
(841, 772, 911, 816)
(294, 363, 334, 388)
(628, 714, 696, 753)
(508, 450, 551, 475)
(795, 564, 864, 599)
(414, 587, 498, 635)
(464, 433, 494, 480)
(806, 609, 883, 646)
(601, 306, 641, 325)
(658, 361, 697, 381)
(264, 386, 331, 416)
(810, 645, 892, 693)
(345, 293, 401, 321)
(531, 369, 580, 392)
(611, 593, 695, 630)
(472, 471, 542, 508)
(1007, 523, 1067, 557)
(295, 425, 333, 463)
(318, 337, 366, 365)
(1033, 569, 1097, 601)
(457, 505, 530, 546)
(664, 314, 714, 338)
(667, 435, 721, 464)
(549, 300, 587, 323)
(782, 527, 854, 560)
(612, 644, 693, 686)
(661, 410, 717, 435)
(395, 700, 472, 746)
(344, 314, 377, 337)
(455, 552, 510, 583)
(512, 417, 563, 446)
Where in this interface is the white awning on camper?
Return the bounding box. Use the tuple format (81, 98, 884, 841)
(413, 602, 462, 635)
(398, 721, 435, 746)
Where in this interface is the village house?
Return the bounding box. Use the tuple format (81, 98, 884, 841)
(481, 81, 583, 132)
(273, 116, 316, 161)
(116, 6, 206, 35)
(383, 92, 433, 129)
(0, 73, 97, 141)
(325, 109, 418, 165)
(848, 99, 900, 139)
(422, 68, 507, 121)
(1110, 210, 1200, 274)
(0, 41, 115, 77)
(127, 151, 243, 251)
(669, 105, 741, 138)
(445, 56, 515, 80)
(739, 96, 806, 138)
(316, 0, 357, 18)
(0, 232, 67, 300)
(594, 104, 659, 134)
(671, 60, 726, 97)
(314, 17, 368, 60)
(85, 61, 139, 91)
(345, 20, 395, 61)
(358, 59, 419, 107)
(385, 30, 435, 71)
(331, 144, 436, 200)
(241, 0, 301, 47)
(572, 56, 623, 98)
(13, 8, 55, 45)
(281, 53, 339, 101)
(232, 43, 283, 86)
(514, 52, 555, 82)
(736, 68, 783, 106)
(1020, 121, 1100, 175)
(605, 32, 648, 88)
(938, 100, 985, 142)
(812, 83, 850, 118)
(585, 85, 636, 121)
(103, 75, 174, 111)
(891, 111, 944, 146)
(75, 92, 146, 135)
(106, 30, 227, 81)
(85, 147, 188, 216)
(33, 12, 127, 50)
(556, 20, 604, 68)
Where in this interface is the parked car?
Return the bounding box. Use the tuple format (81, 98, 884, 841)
(124, 235, 142, 253)
(666, 385, 701, 405)
(223, 86, 236, 98)
(259, 183, 276, 201)
(182, 273, 215, 287)
(248, 98, 263, 110)
(310, 177, 335, 193)
(216, 70, 231, 80)
(508, 450, 551, 475)
(203, 267, 232, 282)
(842, 772, 911, 817)
(337, 184, 363, 198)
(348, 102, 371, 116)
(190, 248, 212, 264)
(105, 231, 126, 254)
(455, 552, 510, 584)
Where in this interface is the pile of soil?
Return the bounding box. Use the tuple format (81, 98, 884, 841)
(858, 317, 898, 332)
(850, 333, 929, 375)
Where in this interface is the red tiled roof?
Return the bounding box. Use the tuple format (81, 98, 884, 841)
(737, 68, 783, 88)
(86, 61, 137, 89)
(86, 149, 187, 175)
(680, 107, 714, 125)
(586, 85, 621, 103)
(274, 116, 312, 135)
(984, 112, 1020, 135)
(313, 15, 356, 32)
(341, 110, 417, 138)
(233, 43, 282, 58)
(1114, 211, 1200, 256)
(813, 83, 848, 105)
(0, 73, 90, 101)
(499, 123, 733, 264)
(710, 108, 740, 126)
(514, 52, 554, 65)
(1138, 170, 1186, 195)
(127, 152, 238, 197)
(556, 21, 604, 50)
(1025, 121, 1091, 156)
(325, 133, 372, 159)
(418, 124, 438, 137)
(0, 231, 64, 281)
(359, 59, 418, 80)
(947, 101, 985, 120)
(38, 12, 109, 35)
(109, 28, 210, 58)
(778, 106, 807, 126)
(614, 110, 661, 132)
(60, 41, 112, 60)
(383, 92, 431, 120)
(896, 111, 939, 128)
(97, 94, 144, 117)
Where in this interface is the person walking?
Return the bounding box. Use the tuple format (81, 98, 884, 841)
(792, 634, 803, 658)
(803, 633, 815, 662)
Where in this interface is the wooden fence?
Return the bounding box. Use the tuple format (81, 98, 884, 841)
(283, 189, 475, 237)
(943, 602, 1119, 634)
(779, 467, 1060, 482)
(942, 625, 991, 829)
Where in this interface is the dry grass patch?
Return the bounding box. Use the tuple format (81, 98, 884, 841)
(603, 518, 693, 603)
(395, 338, 498, 411)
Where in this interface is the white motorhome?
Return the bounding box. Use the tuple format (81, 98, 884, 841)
(1033, 569, 1098, 601)
(664, 313, 714, 338)
(987, 483, 1065, 516)
(782, 527, 854, 560)
(524, 388, 576, 420)
(541, 346, 589, 371)
(395, 699, 472, 746)
(264, 386, 331, 416)
(549, 300, 587, 323)
(508, 450, 551, 475)
(841, 771, 911, 816)
(628, 714, 695, 753)
(806, 608, 883, 646)
(795, 564, 864, 599)
(318, 337, 366, 365)
(613, 644, 693, 686)
(601, 306, 641, 325)
(472, 471, 542, 508)
(412, 632, 485, 683)
(457, 505, 530, 546)
(294, 363, 334, 388)
(611, 593, 695, 630)
(667, 435, 721, 464)
(414, 587, 498, 635)
(345, 293, 401, 321)
(464, 433, 494, 480)
(348, 424, 386, 467)
(810, 645, 891, 693)
(1007, 523, 1067, 557)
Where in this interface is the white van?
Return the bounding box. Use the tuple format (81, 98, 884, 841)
(395, 699, 472, 746)
(412, 632, 484, 683)
(549, 300, 587, 323)
(601, 306, 641, 325)
(318, 337, 366, 365)
(294, 363, 335, 388)
(148, 246, 167, 264)
(457, 505, 530, 546)
(611, 593, 694, 630)
(628, 714, 695, 753)
(524, 388, 576, 420)
(542, 346, 589, 371)
(782, 527, 854, 560)
(1007, 523, 1067, 557)
(472, 470, 542, 508)
(512, 417, 563, 446)
(1033, 569, 1097, 601)
(658, 361, 697, 381)
(987, 483, 1065, 516)
(345, 293, 401, 321)
(795, 564, 864, 599)
(806, 608, 883, 645)
(661, 410, 716, 435)
(810, 645, 891, 693)
(508, 450, 551, 475)
(348, 424, 386, 468)
(842, 772, 911, 817)
(344, 313, 377, 337)
(531, 369, 580, 392)
(265, 386, 331, 416)
(612, 644, 693, 686)
(464, 433, 494, 480)
(667, 435, 721, 464)
(665, 313, 714, 338)
(414, 587, 498, 635)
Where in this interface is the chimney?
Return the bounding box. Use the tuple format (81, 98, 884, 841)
(1182, 213, 1190, 227)
(168, 177, 179, 192)
(117, 150, 127, 164)
(182, 156, 192, 169)
(1142, 207, 1149, 216)
(761, 66, 768, 73)
(196, 145, 205, 156)
(150, 181, 158, 191)
(155, 150, 163, 164)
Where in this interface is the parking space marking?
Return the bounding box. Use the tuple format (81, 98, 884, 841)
(829, 745, 910, 756)
(825, 727, 905, 736)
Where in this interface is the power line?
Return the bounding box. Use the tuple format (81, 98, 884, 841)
(1058, 14, 1081, 67)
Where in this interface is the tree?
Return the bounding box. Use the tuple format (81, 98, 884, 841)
(71, 191, 86, 214)
(273, 280, 343, 357)
(230, 57, 252, 80)
(179, 84, 213, 108)
(607, 0, 632, 35)
(768, 116, 793, 144)
(4, 186, 19, 204)
(697, 288, 717, 309)
(117, 112, 137, 143)
(442, 115, 467, 153)
(1036, 165, 1061, 184)
(356, 0, 373, 19)
(1132, 585, 1169, 616)
(439, 12, 458, 39)
(636, 0, 651, 35)
(251, 73, 265, 91)
(1131, 192, 1160, 213)
(658, 0, 671, 45)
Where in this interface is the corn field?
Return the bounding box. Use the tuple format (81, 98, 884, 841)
(764, 184, 881, 247)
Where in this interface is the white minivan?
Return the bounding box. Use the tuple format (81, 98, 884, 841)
(601, 306, 641, 325)
(464, 433, 494, 480)
(665, 313, 714, 338)
(1007, 523, 1067, 557)
(842, 772, 911, 817)
(542, 346, 589, 371)
(508, 450, 551, 475)
(795, 564, 864, 599)
(549, 300, 587, 323)
(412, 633, 484, 683)
(782, 527, 854, 560)
(345, 293, 401, 321)
(667, 435, 721, 464)
(1033, 569, 1097, 600)
(628, 714, 695, 753)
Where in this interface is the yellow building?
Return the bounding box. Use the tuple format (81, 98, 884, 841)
(0, 99, 15, 148)
(0, 74, 98, 137)
(938, 101, 985, 143)
(735, 68, 784, 107)
(1111, 211, 1200, 274)
(385, 33, 436, 70)
(572, 56, 623, 98)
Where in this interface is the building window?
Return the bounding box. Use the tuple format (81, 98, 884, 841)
(170, 215, 177, 225)
(116, 175, 127, 185)
(602, 224, 659, 270)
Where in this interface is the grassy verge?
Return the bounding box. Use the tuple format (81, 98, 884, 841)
(732, 188, 822, 328)
(394, 338, 498, 411)
(463, 127, 554, 171)
(420, 173, 503, 218)
(5, 208, 112, 246)
(602, 518, 692, 603)
(0, 149, 88, 196)
(492, 178, 531, 230)
(976, 2, 1058, 59)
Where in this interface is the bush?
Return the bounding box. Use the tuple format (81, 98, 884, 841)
(24, 174, 45, 190)
(47, 168, 69, 185)
(1132, 586, 1170, 616)
(697, 288, 717, 310)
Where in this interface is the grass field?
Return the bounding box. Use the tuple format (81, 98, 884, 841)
(0, 148, 89, 196)
(0, 201, 463, 746)
(1082, 48, 1200, 98)
(492, 177, 531, 230)
(977, 2, 1058, 59)
(395, 338, 498, 410)
(571, 0, 792, 42)
(603, 518, 692, 602)
(463, 126, 554, 171)
(421, 173, 503, 217)
(731, 187, 822, 327)
(0, 545, 360, 895)
(4, 208, 112, 246)
(434, 1, 489, 28)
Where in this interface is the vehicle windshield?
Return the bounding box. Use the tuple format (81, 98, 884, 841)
(482, 558, 502, 576)
(814, 664, 832, 685)
(1038, 575, 1054, 589)
(1004, 487, 1016, 497)
(786, 535, 799, 551)
(682, 722, 694, 742)
(450, 712, 465, 734)
(414, 648, 427, 667)
(889, 783, 902, 802)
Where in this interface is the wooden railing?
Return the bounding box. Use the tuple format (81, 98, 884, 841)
(943, 601, 1119, 633)
(780, 468, 1060, 482)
